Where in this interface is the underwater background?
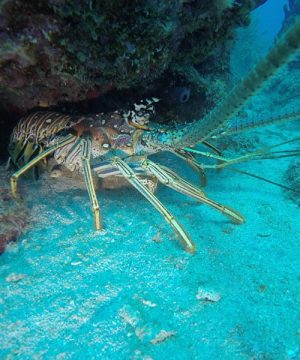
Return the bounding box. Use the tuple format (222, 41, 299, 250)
(1, 0, 300, 359)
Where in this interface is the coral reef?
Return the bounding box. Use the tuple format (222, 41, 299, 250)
(0, 106, 18, 163)
(0, 167, 28, 254)
(0, 0, 262, 117)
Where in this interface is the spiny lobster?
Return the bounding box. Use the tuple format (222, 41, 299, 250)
(8, 20, 300, 253)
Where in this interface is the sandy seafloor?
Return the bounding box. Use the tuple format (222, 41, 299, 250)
(0, 78, 300, 360)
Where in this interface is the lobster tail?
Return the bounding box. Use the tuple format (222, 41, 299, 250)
(8, 111, 80, 177)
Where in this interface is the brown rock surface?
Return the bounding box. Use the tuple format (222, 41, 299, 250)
(0, 167, 28, 254)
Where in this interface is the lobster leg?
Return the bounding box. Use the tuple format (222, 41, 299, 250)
(141, 159, 244, 225)
(11, 134, 75, 198)
(184, 137, 300, 169)
(112, 157, 196, 253)
(170, 149, 207, 186)
(137, 175, 158, 194)
(10, 140, 25, 165)
(182, 147, 233, 166)
(80, 137, 102, 230)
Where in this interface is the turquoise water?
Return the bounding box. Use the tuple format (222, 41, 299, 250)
(1, 1, 300, 359)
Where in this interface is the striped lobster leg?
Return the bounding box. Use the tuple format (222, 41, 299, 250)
(171, 141, 225, 186)
(141, 159, 244, 225)
(10, 140, 45, 179)
(10, 134, 76, 198)
(111, 157, 196, 253)
(183, 137, 300, 169)
(80, 137, 102, 230)
(92, 161, 158, 194)
(170, 148, 207, 187)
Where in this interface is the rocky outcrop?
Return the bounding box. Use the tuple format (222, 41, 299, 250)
(0, 170, 28, 254)
(0, 0, 263, 115)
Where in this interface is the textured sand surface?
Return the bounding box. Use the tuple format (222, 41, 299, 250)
(0, 111, 299, 359)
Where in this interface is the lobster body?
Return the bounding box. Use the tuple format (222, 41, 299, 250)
(9, 99, 159, 175)
(9, 104, 247, 253)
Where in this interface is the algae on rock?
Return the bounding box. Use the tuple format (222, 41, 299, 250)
(0, 0, 263, 118)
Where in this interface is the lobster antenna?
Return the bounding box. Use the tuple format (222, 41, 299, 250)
(182, 18, 300, 145)
(227, 167, 300, 195)
(212, 110, 300, 138)
(144, 18, 300, 148)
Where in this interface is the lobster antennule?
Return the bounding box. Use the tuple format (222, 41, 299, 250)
(141, 18, 300, 149)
